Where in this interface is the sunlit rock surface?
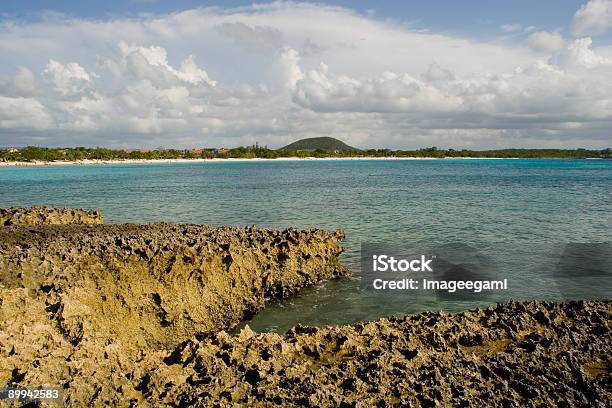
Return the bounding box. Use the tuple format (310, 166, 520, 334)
(0, 208, 609, 406)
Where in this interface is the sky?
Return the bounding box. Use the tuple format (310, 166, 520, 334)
(1, 1, 611, 149)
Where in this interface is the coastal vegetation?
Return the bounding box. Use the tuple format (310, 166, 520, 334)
(1, 141, 611, 162)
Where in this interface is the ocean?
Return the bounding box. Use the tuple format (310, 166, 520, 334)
(1, 159, 611, 332)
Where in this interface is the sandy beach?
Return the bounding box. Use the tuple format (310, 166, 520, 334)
(0, 156, 526, 167)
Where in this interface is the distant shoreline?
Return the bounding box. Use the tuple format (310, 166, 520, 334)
(0, 156, 603, 167)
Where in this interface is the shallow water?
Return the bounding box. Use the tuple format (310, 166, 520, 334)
(1, 159, 611, 332)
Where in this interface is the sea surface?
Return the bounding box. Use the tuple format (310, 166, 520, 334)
(1, 159, 611, 332)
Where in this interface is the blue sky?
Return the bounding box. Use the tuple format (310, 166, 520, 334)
(1, 1, 611, 149)
(1, 1, 603, 40)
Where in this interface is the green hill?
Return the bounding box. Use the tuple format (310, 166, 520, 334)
(279, 137, 360, 152)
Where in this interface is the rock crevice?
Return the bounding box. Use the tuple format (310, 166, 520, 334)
(0, 223, 349, 351)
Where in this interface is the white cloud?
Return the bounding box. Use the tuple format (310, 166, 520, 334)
(0, 3, 610, 149)
(422, 63, 455, 82)
(43, 60, 95, 96)
(0, 96, 53, 130)
(293, 67, 463, 113)
(0, 67, 37, 97)
(501, 23, 523, 33)
(269, 47, 303, 91)
(552, 37, 612, 68)
(293, 38, 612, 128)
(528, 31, 566, 53)
(116, 42, 216, 87)
(216, 22, 284, 51)
(571, 0, 612, 36)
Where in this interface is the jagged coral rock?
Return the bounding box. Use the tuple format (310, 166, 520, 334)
(144, 301, 611, 407)
(0, 223, 348, 350)
(0, 220, 348, 406)
(0, 206, 103, 226)
(0, 208, 609, 406)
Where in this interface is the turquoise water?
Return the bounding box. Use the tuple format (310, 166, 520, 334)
(1, 159, 611, 332)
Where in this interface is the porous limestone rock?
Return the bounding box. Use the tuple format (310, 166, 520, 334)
(0, 206, 103, 226)
(0, 217, 348, 406)
(0, 208, 609, 407)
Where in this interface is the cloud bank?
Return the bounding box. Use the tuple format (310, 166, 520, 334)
(571, 0, 612, 37)
(0, 2, 611, 149)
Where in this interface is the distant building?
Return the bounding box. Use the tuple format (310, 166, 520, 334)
(216, 147, 230, 154)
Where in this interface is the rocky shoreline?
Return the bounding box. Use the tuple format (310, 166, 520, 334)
(0, 222, 348, 345)
(0, 206, 103, 226)
(144, 300, 611, 407)
(0, 207, 610, 406)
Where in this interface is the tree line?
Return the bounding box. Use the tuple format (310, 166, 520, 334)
(1, 145, 610, 162)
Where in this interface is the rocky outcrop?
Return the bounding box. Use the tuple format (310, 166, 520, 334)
(0, 206, 103, 225)
(0, 223, 348, 350)
(1, 295, 609, 406)
(0, 221, 349, 405)
(133, 300, 612, 407)
(0, 208, 609, 406)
